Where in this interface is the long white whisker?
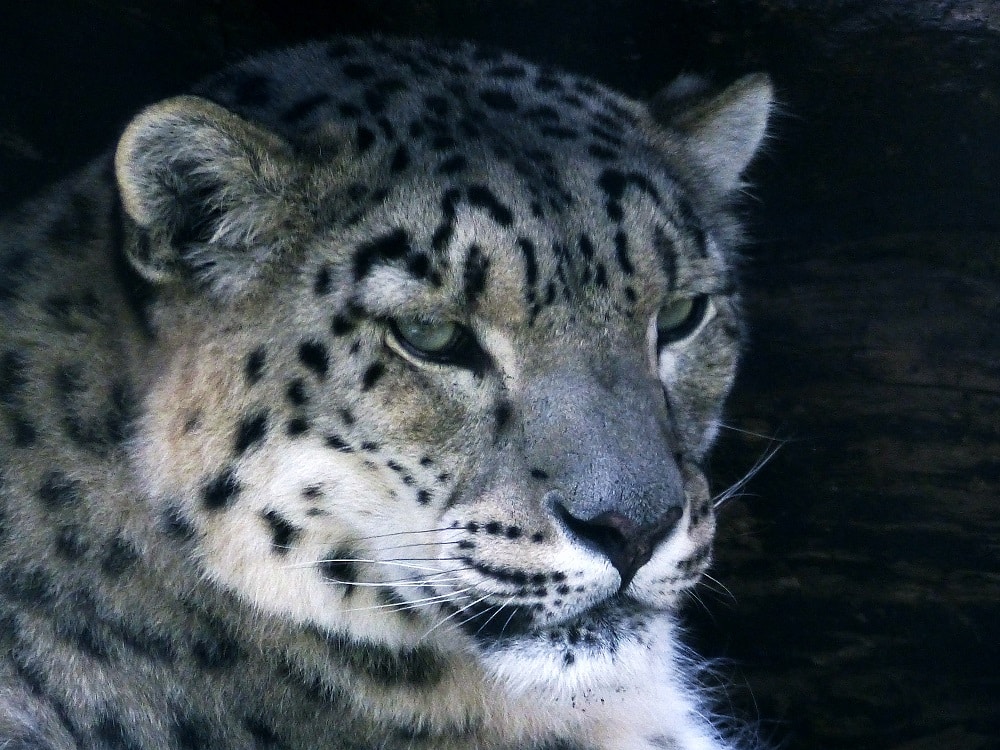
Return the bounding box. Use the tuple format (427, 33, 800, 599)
(713, 442, 782, 510)
(473, 596, 516, 637)
(351, 527, 459, 542)
(326, 579, 466, 589)
(284, 558, 447, 574)
(497, 603, 521, 640)
(420, 592, 494, 641)
(380, 541, 464, 551)
(700, 572, 737, 604)
(343, 588, 475, 613)
(716, 423, 783, 441)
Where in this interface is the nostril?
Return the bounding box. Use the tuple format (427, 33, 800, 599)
(554, 502, 683, 590)
(555, 504, 635, 564)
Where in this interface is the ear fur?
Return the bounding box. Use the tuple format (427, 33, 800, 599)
(115, 95, 301, 298)
(650, 73, 773, 195)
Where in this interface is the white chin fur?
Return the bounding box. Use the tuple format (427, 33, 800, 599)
(477, 610, 671, 701)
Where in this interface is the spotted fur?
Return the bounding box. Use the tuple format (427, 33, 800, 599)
(0, 38, 771, 750)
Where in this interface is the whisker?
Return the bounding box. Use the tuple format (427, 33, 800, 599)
(284, 558, 448, 574)
(716, 422, 782, 442)
(351, 527, 462, 542)
(379, 540, 465, 551)
(420, 592, 495, 641)
(713, 441, 782, 510)
(343, 588, 474, 614)
(325, 579, 466, 589)
(473, 596, 516, 638)
(699, 572, 737, 604)
(497, 603, 521, 640)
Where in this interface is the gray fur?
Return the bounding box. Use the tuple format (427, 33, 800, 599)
(0, 38, 771, 750)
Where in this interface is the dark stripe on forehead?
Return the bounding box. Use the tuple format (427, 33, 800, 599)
(463, 244, 490, 306)
(353, 229, 411, 281)
(466, 185, 513, 227)
(671, 193, 708, 257)
(597, 168, 663, 208)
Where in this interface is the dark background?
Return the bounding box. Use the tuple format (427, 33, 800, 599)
(1, 2, 997, 748)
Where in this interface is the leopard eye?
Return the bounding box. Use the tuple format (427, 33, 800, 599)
(393, 318, 460, 354)
(390, 318, 463, 358)
(387, 317, 491, 373)
(656, 295, 709, 347)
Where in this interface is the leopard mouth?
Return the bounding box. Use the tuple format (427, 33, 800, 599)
(444, 593, 656, 647)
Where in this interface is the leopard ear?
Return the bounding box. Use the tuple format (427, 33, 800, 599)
(115, 95, 301, 299)
(649, 73, 773, 194)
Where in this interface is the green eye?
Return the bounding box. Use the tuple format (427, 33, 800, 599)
(392, 318, 462, 357)
(656, 295, 709, 347)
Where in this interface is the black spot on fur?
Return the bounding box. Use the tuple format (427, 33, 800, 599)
(530, 468, 549, 480)
(355, 125, 376, 152)
(353, 228, 410, 281)
(285, 379, 308, 406)
(234, 412, 269, 455)
(438, 154, 468, 174)
(55, 525, 89, 559)
(261, 510, 301, 555)
(494, 400, 513, 433)
(0, 350, 28, 404)
(324, 434, 353, 453)
(202, 467, 240, 510)
(405, 251, 430, 280)
(244, 717, 285, 748)
(463, 244, 490, 305)
(416, 489, 432, 505)
(339, 408, 356, 425)
(540, 125, 578, 140)
(94, 714, 142, 750)
(331, 314, 356, 336)
(162, 507, 196, 541)
(319, 550, 359, 590)
(478, 89, 518, 111)
(491, 63, 527, 79)
(314, 265, 332, 296)
(535, 75, 562, 92)
(286, 417, 310, 437)
(1, 566, 55, 605)
(343, 62, 377, 80)
(281, 92, 332, 124)
(171, 714, 214, 750)
(361, 362, 385, 391)
(9, 413, 36, 447)
(298, 341, 329, 380)
(467, 185, 513, 227)
(317, 630, 444, 686)
(424, 94, 449, 115)
(588, 143, 617, 160)
(192, 629, 241, 670)
(614, 230, 635, 275)
(485, 522, 502, 535)
(245, 348, 266, 385)
(389, 144, 410, 173)
(38, 471, 82, 509)
(101, 536, 139, 577)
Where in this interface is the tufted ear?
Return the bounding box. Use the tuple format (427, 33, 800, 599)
(115, 95, 302, 299)
(649, 73, 773, 195)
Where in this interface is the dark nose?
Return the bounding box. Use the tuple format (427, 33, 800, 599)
(554, 502, 683, 590)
